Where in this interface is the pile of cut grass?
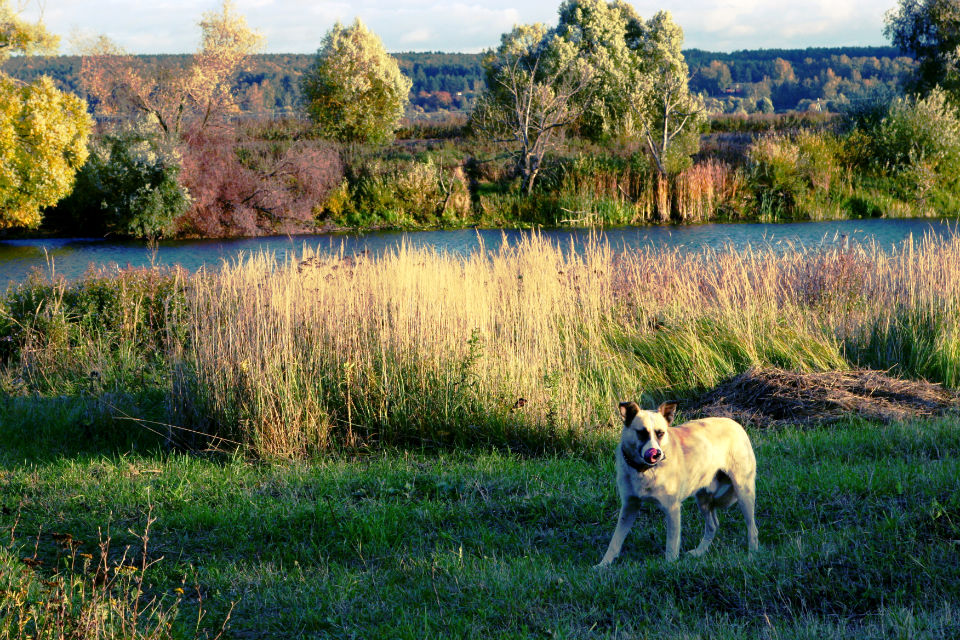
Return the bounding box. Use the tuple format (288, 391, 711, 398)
(690, 367, 959, 427)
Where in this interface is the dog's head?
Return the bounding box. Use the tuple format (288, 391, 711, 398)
(618, 401, 677, 470)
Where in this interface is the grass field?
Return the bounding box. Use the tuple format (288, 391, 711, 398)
(2, 403, 959, 638)
(2, 234, 960, 637)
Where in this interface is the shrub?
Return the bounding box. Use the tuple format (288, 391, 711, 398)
(325, 154, 471, 227)
(49, 124, 189, 239)
(747, 130, 845, 219)
(842, 88, 960, 201)
(0, 267, 185, 393)
(177, 130, 343, 237)
(301, 19, 411, 143)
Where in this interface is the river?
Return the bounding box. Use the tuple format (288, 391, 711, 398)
(0, 218, 956, 287)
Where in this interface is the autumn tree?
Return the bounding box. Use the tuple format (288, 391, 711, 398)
(885, 0, 960, 100)
(0, 0, 92, 228)
(476, 1, 702, 185)
(301, 19, 411, 143)
(80, 0, 264, 140)
(473, 24, 594, 193)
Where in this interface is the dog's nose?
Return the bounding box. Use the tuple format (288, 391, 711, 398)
(644, 448, 661, 464)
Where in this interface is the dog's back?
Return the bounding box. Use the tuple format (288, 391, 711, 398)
(670, 417, 756, 479)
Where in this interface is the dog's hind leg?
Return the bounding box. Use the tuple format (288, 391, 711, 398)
(596, 500, 640, 567)
(689, 491, 719, 557)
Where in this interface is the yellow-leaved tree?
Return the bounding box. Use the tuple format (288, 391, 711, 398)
(79, 0, 264, 140)
(301, 19, 411, 143)
(0, 0, 92, 229)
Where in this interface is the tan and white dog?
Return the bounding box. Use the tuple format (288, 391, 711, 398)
(597, 401, 758, 565)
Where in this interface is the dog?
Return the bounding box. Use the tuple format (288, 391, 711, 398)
(597, 401, 758, 565)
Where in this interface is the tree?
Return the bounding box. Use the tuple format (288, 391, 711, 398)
(630, 10, 705, 176)
(0, 1, 91, 229)
(550, 2, 702, 173)
(53, 124, 191, 239)
(884, 0, 960, 99)
(473, 24, 594, 193)
(80, 0, 264, 140)
(474, 1, 702, 190)
(552, 0, 642, 140)
(301, 19, 411, 143)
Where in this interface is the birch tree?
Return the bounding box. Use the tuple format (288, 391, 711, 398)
(473, 24, 593, 194)
(476, 1, 702, 187)
(631, 11, 704, 176)
(79, 0, 264, 139)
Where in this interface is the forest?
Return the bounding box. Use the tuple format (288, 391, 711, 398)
(1, 46, 915, 117)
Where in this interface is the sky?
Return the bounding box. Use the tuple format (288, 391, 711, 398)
(21, 0, 894, 55)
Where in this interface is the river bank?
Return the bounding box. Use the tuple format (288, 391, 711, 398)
(33, 102, 960, 241)
(2, 218, 957, 288)
(3, 230, 959, 456)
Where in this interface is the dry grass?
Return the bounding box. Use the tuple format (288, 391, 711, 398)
(0, 508, 229, 640)
(672, 159, 749, 221)
(559, 158, 749, 223)
(163, 231, 960, 458)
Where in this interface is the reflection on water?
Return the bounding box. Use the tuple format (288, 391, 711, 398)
(1, 218, 956, 287)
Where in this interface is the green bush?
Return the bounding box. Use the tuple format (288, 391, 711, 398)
(747, 130, 845, 219)
(843, 88, 960, 201)
(325, 153, 471, 227)
(0, 268, 184, 393)
(50, 125, 190, 239)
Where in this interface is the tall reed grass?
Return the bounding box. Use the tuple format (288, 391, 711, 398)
(555, 156, 749, 223)
(160, 231, 960, 457)
(4, 232, 958, 457)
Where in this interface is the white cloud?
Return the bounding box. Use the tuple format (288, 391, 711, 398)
(18, 0, 893, 54)
(400, 28, 432, 44)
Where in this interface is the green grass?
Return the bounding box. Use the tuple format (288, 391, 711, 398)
(3, 396, 959, 639)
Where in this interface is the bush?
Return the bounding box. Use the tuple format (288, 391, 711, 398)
(747, 131, 845, 219)
(177, 130, 343, 237)
(324, 153, 471, 227)
(0, 267, 185, 393)
(48, 125, 189, 239)
(842, 88, 960, 201)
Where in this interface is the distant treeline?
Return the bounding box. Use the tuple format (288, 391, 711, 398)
(685, 46, 916, 114)
(2, 46, 914, 117)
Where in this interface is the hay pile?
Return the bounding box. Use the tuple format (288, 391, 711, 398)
(688, 368, 959, 428)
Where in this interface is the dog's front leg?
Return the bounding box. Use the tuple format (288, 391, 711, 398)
(596, 500, 639, 567)
(663, 502, 682, 561)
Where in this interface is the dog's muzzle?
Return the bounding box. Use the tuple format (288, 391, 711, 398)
(624, 448, 664, 472)
(643, 448, 662, 464)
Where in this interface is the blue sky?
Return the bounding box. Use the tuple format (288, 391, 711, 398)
(24, 1, 893, 54)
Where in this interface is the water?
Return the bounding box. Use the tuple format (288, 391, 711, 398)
(0, 218, 956, 288)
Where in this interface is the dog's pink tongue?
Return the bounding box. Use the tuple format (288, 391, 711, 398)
(644, 448, 661, 464)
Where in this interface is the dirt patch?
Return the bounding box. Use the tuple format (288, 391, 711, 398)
(687, 367, 960, 428)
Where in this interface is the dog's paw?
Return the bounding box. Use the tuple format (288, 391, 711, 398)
(593, 561, 612, 570)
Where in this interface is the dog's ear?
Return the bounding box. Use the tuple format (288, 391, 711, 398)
(657, 401, 678, 426)
(618, 401, 640, 426)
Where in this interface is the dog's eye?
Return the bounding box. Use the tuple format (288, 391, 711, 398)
(655, 430, 664, 438)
